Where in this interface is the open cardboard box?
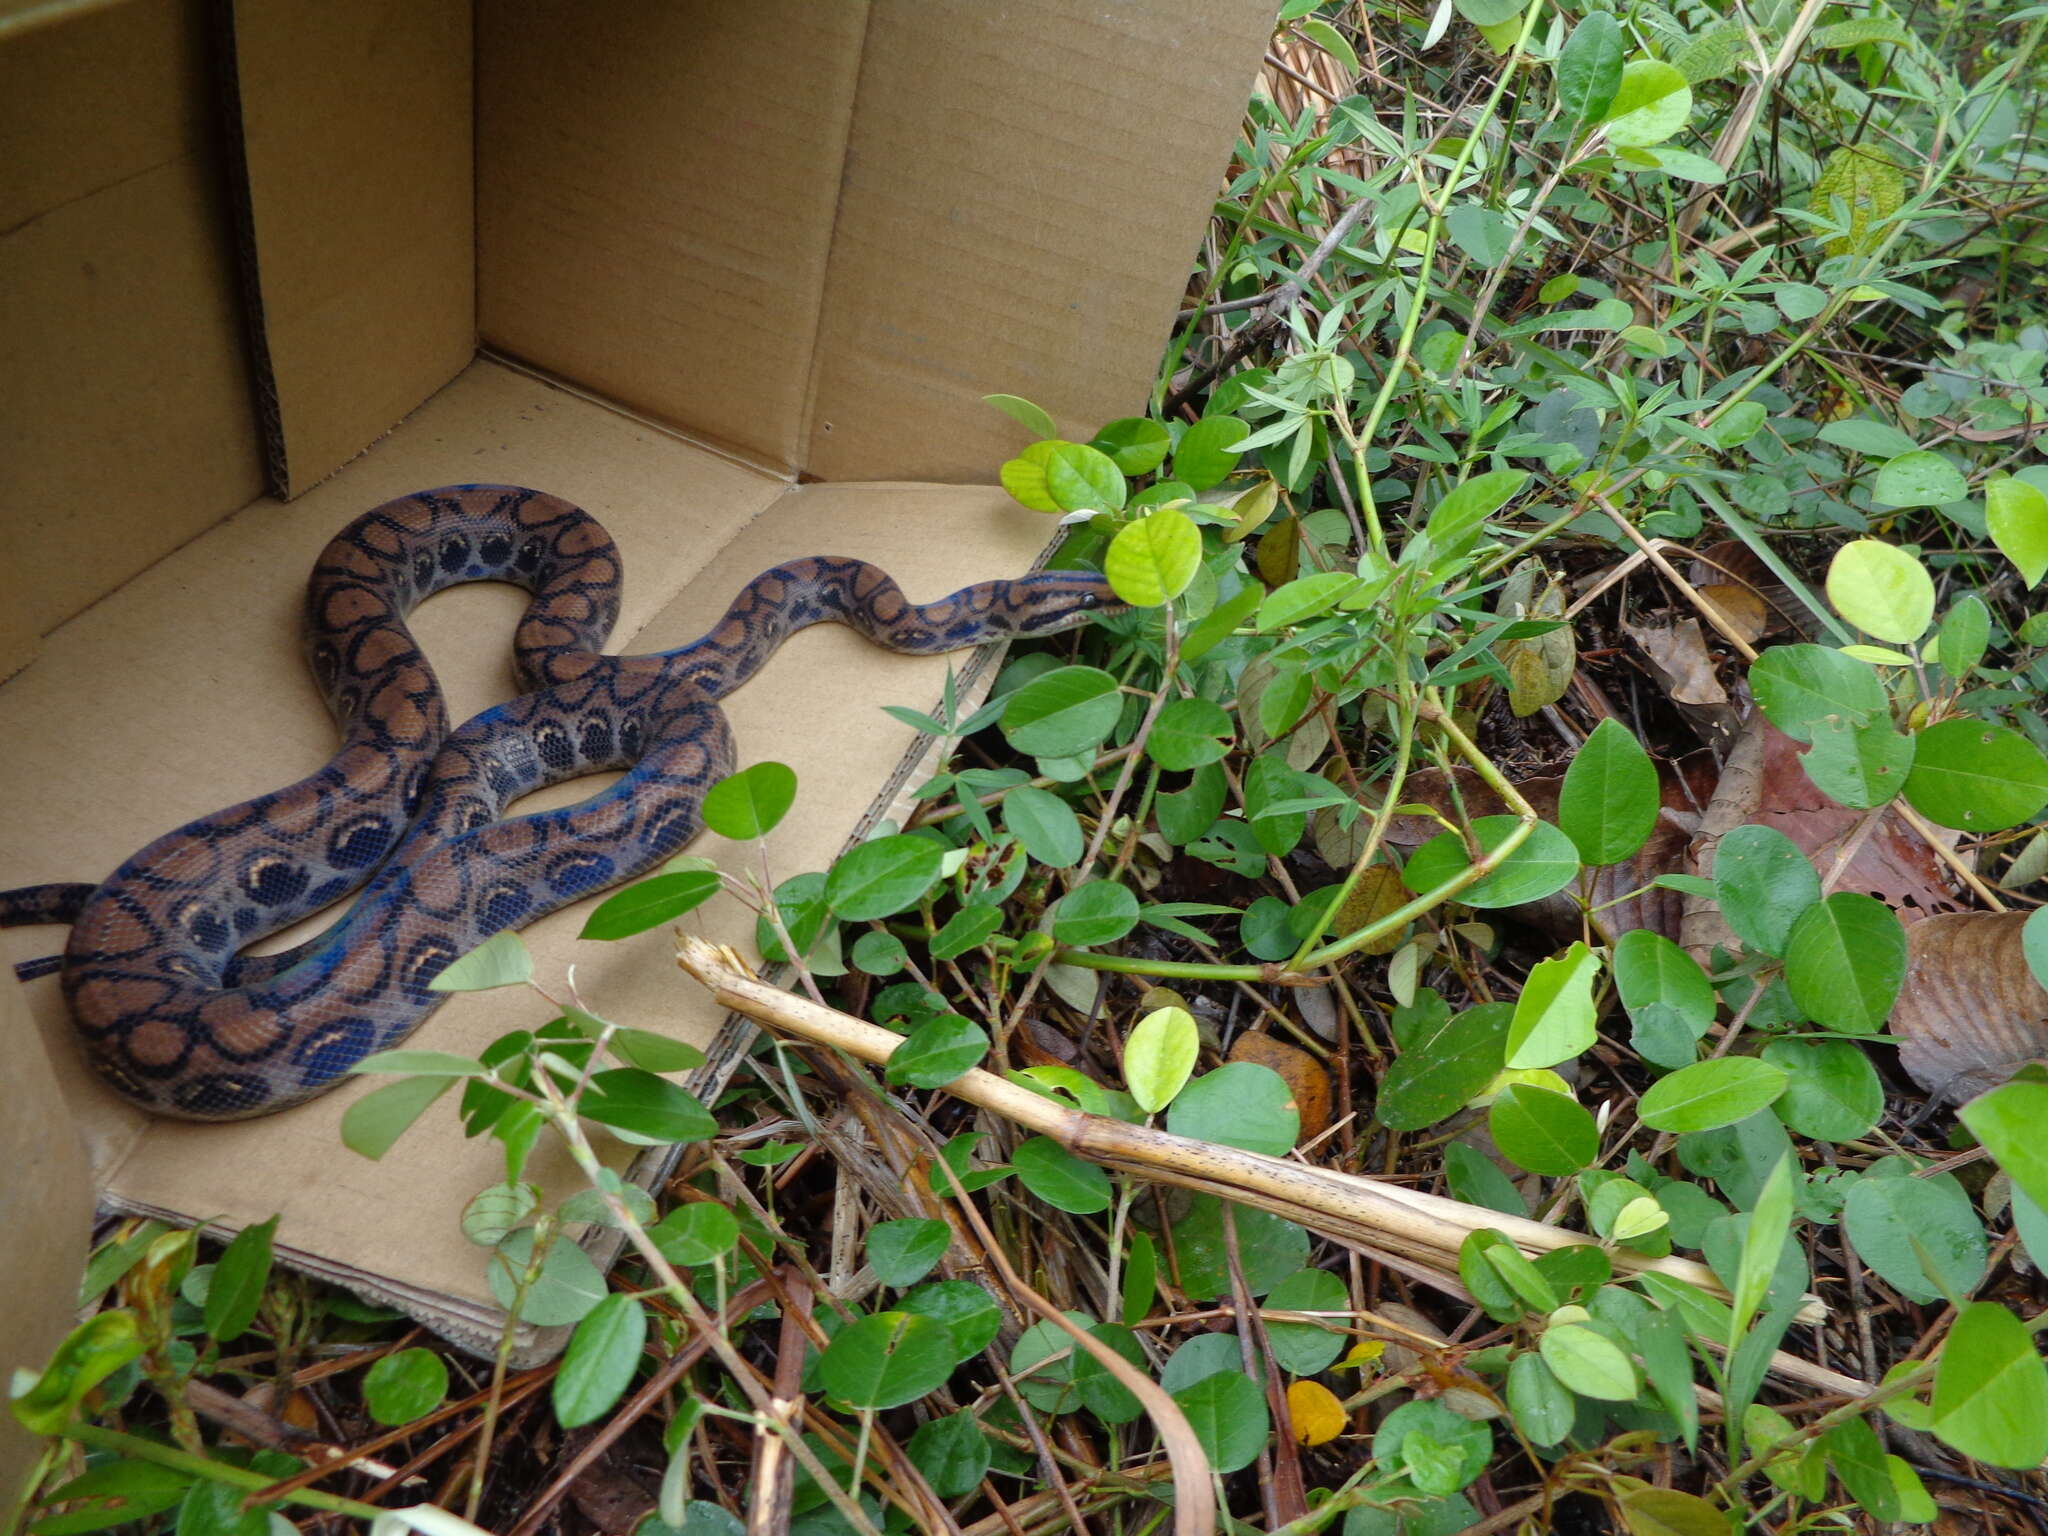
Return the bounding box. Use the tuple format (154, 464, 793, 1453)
(0, 0, 1273, 1473)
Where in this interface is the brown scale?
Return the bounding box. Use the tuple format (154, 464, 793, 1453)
(2, 486, 1123, 1119)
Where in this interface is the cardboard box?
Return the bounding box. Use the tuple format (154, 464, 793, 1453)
(0, 0, 1271, 1428)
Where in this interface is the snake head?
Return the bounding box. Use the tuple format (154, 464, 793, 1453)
(1009, 571, 1129, 634)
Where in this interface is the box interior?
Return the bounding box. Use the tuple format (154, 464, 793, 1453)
(0, 0, 1270, 1356)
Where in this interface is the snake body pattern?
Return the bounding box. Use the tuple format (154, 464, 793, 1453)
(0, 485, 1118, 1121)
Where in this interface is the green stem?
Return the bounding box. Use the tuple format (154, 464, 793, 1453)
(49, 1422, 385, 1521)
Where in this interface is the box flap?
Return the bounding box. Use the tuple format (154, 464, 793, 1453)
(227, 0, 474, 493)
(0, 0, 265, 679)
(804, 0, 1273, 481)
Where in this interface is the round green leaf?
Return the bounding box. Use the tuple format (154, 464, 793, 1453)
(1638, 1058, 1788, 1133)
(1556, 11, 1624, 125)
(1003, 784, 1083, 866)
(906, 1411, 993, 1499)
(1507, 1352, 1576, 1446)
(1375, 1001, 1512, 1132)
(1146, 697, 1234, 771)
(1761, 1037, 1883, 1141)
(1044, 441, 1128, 513)
(1600, 59, 1692, 148)
(1000, 665, 1123, 757)
(1827, 539, 1935, 643)
(885, 1013, 989, 1089)
(1749, 644, 1889, 743)
(1614, 929, 1715, 1037)
(649, 1201, 741, 1266)
(554, 1293, 647, 1429)
(1987, 475, 2048, 587)
(1049, 880, 1140, 947)
(818, 1312, 958, 1410)
(1873, 450, 1967, 509)
(1173, 415, 1249, 491)
(1401, 817, 1581, 908)
(1264, 1268, 1350, 1376)
(825, 834, 945, 920)
(1902, 719, 2048, 831)
(1489, 1084, 1598, 1175)
(1558, 718, 1660, 865)
(868, 1219, 952, 1288)
(1372, 1398, 1493, 1494)
(1843, 1167, 1987, 1304)
(1124, 1005, 1199, 1113)
(1105, 507, 1200, 606)
(1798, 714, 1915, 809)
(1173, 1369, 1269, 1473)
(1090, 417, 1171, 475)
(901, 1281, 1004, 1360)
(851, 930, 908, 975)
(1713, 824, 1820, 958)
(1166, 1062, 1299, 1155)
(1539, 1323, 1640, 1401)
(1011, 1136, 1113, 1214)
(363, 1346, 448, 1426)
(701, 761, 797, 841)
(1782, 892, 1905, 1035)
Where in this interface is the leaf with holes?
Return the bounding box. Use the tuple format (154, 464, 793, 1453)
(1903, 720, 2048, 832)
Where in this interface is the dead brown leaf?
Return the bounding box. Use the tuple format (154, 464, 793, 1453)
(1892, 911, 2048, 1102)
(1695, 583, 1767, 646)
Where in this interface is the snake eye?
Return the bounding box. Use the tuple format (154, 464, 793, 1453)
(1079, 592, 1099, 608)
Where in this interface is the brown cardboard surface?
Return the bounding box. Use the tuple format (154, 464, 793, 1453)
(0, 970, 92, 1509)
(230, 0, 474, 493)
(804, 0, 1273, 482)
(0, 0, 265, 677)
(0, 361, 1063, 1352)
(476, 0, 862, 473)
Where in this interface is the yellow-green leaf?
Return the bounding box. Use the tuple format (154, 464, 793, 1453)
(1988, 476, 2048, 587)
(1826, 538, 1934, 643)
(1601, 60, 1692, 148)
(1105, 507, 1201, 607)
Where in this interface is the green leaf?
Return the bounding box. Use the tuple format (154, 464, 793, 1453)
(1783, 892, 1905, 1035)
(489, 1228, 609, 1326)
(1749, 644, 1889, 743)
(1713, 824, 1821, 957)
(1089, 417, 1171, 475)
(1873, 450, 1967, 508)
(1843, 1166, 1988, 1304)
(554, 1293, 647, 1429)
(1558, 718, 1660, 865)
(578, 868, 722, 941)
(1600, 59, 1692, 148)
(1166, 1062, 1299, 1156)
(1180, 582, 1262, 663)
(1104, 506, 1199, 606)
(1935, 596, 1992, 681)
(1902, 719, 2048, 831)
(1372, 1399, 1492, 1494)
(700, 761, 797, 841)
(8, 1312, 145, 1435)
(1539, 1323, 1639, 1400)
(427, 930, 531, 992)
(1423, 469, 1528, 560)
(1639, 1059, 1789, 1133)
(928, 903, 1003, 961)
(1173, 415, 1250, 492)
(826, 834, 945, 920)
(984, 394, 1057, 438)
(1297, 15, 1359, 73)
(1932, 1301, 2048, 1468)
(1504, 942, 1602, 1069)
(363, 1347, 448, 1426)
(868, 1219, 951, 1288)
(649, 1202, 740, 1266)
(203, 1216, 277, 1343)
(1001, 665, 1123, 757)
(1798, 714, 1914, 809)
(1003, 785, 1083, 866)
(1174, 1369, 1269, 1474)
(340, 1076, 452, 1160)
(886, 1013, 988, 1089)
(1257, 571, 1362, 631)
(819, 1312, 958, 1410)
(1987, 475, 2048, 587)
(1044, 442, 1127, 513)
(1050, 880, 1140, 947)
(1613, 930, 1715, 1040)
(1402, 817, 1581, 908)
(1761, 1038, 1883, 1141)
(1124, 1005, 1199, 1113)
(1960, 1079, 2048, 1215)
(1146, 697, 1234, 772)
(1375, 1001, 1512, 1131)
(1506, 1352, 1575, 1446)
(1000, 442, 1065, 513)
(462, 1182, 539, 1247)
(1489, 1084, 1598, 1175)
(907, 1412, 993, 1499)
(1265, 1268, 1350, 1375)
(1826, 539, 1935, 643)
(580, 1069, 718, 1143)
(1011, 1136, 1113, 1214)
(1556, 11, 1624, 124)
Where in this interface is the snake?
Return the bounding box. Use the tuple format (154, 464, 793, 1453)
(0, 485, 1120, 1121)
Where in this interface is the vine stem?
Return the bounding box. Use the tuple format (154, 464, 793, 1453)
(46, 1422, 386, 1522)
